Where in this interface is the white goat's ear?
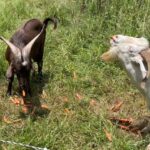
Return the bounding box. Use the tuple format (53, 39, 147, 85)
(0, 36, 21, 59)
(22, 25, 45, 61)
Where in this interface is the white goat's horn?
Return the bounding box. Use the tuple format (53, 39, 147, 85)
(22, 25, 45, 61)
(0, 36, 21, 59)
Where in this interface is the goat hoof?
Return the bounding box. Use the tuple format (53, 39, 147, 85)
(6, 92, 12, 97)
(38, 74, 43, 81)
(31, 71, 36, 78)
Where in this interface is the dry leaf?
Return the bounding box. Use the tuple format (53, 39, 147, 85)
(63, 97, 69, 103)
(89, 99, 97, 107)
(103, 128, 112, 142)
(111, 101, 123, 112)
(41, 90, 47, 99)
(75, 93, 83, 101)
(3, 116, 22, 124)
(3, 116, 12, 124)
(64, 108, 70, 114)
(73, 71, 77, 80)
(41, 104, 49, 110)
(64, 108, 74, 115)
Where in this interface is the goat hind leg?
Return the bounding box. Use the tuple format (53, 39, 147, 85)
(6, 66, 14, 96)
(37, 60, 43, 80)
(6, 76, 14, 96)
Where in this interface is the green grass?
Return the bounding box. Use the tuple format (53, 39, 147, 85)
(0, 0, 150, 149)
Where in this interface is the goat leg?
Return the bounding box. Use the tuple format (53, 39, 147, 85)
(6, 65, 14, 96)
(16, 74, 24, 96)
(26, 74, 32, 96)
(140, 122, 150, 136)
(130, 55, 147, 79)
(146, 62, 150, 78)
(37, 60, 43, 80)
(31, 63, 36, 78)
(140, 50, 150, 79)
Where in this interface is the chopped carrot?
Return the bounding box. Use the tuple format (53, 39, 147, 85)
(22, 90, 26, 97)
(89, 99, 97, 106)
(111, 101, 123, 112)
(11, 98, 20, 105)
(103, 128, 112, 142)
(75, 93, 83, 101)
(64, 108, 70, 114)
(22, 105, 29, 114)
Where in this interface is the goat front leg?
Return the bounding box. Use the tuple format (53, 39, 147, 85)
(130, 55, 147, 79)
(26, 73, 32, 96)
(130, 55, 147, 89)
(6, 65, 14, 96)
(37, 60, 43, 80)
(146, 62, 150, 79)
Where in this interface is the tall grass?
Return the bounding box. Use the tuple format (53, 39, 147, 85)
(0, 0, 150, 149)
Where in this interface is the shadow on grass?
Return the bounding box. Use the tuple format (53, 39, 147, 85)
(19, 72, 50, 119)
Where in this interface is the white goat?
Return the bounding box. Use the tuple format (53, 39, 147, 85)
(101, 37, 150, 108)
(110, 35, 149, 79)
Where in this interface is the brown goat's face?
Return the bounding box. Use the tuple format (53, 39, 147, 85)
(0, 25, 45, 96)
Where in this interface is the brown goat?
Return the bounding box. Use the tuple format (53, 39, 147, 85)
(0, 17, 57, 96)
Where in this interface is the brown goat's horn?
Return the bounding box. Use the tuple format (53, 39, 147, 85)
(0, 36, 21, 59)
(22, 25, 45, 62)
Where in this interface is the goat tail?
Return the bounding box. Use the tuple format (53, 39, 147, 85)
(43, 17, 57, 29)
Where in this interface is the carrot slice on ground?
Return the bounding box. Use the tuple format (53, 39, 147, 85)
(103, 128, 112, 142)
(111, 101, 123, 112)
(22, 90, 26, 97)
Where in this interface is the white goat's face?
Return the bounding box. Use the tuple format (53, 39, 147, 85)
(101, 43, 134, 62)
(110, 34, 149, 48)
(110, 35, 128, 46)
(102, 35, 127, 62)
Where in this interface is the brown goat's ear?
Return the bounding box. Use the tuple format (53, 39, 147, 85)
(22, 25, 45, 61)
(0, 36, 21, 59)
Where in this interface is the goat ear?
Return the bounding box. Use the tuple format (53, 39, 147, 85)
(22, 25, 45, 60)
(0, 36, 21, 59)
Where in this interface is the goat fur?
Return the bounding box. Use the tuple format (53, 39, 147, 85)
(0, 17, 57, 96)
(101, 36, 150, 109)
(110, 35, 149, 79)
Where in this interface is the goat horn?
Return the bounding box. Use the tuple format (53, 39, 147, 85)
(0, 36, 21, 59)
(22, 25, 45, 61)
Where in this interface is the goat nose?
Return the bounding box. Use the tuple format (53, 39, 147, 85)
(110, 36, 117, 43)
(110, 35, 115, 40)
